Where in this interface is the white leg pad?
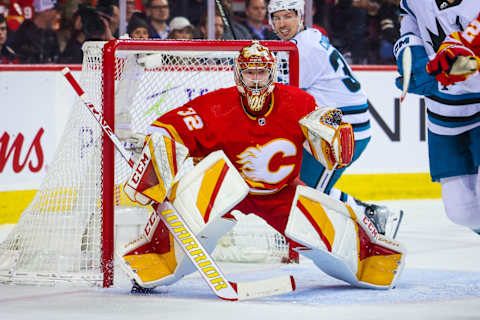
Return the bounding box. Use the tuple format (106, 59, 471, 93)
(118, 150, 249, 288)
(285, 185, 406, 289)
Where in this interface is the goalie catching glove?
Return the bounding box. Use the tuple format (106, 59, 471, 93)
(124, 132, 189, 205)
(300, 107, 354, 171)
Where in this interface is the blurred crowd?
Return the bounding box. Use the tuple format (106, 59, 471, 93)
(0, 0, 401, 65)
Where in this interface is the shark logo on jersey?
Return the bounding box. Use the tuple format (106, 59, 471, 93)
(236, 139, 297, 185)
(426, 17, 447, 52)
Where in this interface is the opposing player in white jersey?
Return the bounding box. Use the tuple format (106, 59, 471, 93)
(267, 0, 403, 238)
(394, 0, 480, 232)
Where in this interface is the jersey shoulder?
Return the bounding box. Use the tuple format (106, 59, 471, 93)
(293, 28, 336, 65)
(294, 28, 330, 53)
(189, 87, 237, 108)
(187, 86, 239, 118)
(274, 83, 316, 113)
(158, 87, 238, 133)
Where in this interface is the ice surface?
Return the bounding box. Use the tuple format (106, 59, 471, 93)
(1, 199, 479, 320)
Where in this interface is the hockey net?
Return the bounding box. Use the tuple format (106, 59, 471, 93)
(0, 40, 299, 287)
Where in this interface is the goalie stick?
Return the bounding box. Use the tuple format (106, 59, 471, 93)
(61, 67, 295, 301)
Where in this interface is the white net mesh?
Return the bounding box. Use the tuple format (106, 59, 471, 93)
(0, 40, 297, 287)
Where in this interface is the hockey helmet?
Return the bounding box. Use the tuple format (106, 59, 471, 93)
(267, 0, 304, 35)
(234, 41, 277, 116)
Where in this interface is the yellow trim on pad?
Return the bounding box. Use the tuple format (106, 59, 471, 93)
(196, 159, 226, 219)
(298, 195, 335, 249)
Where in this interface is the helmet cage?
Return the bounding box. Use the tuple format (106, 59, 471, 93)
(234, 41, 277, 114)
(236, 61, 275, 95)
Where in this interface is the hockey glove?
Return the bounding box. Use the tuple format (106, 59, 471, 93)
(426, 43, 480, 86)
(394, 34, 438, 96)
(300, 107, 354, 171)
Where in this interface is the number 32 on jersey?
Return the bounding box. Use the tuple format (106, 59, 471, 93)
(177, 107, 204, 130)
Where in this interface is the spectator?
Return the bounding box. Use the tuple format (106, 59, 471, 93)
(167, 16, 193, 40)
(0, 13, 18, 63)
(62, 0, 82, 22)
(126, 0, 139, 21)
(329, 0, 369, 64)
(83, 6, 114, 41)
(171, 0, 204, 27)
(242, 0, 277, 40)
(3, 0, 34, 31)
(60, 8, 84, 63)
(60, 4, 114, 63)
(145, 0, 170, 39)
(97, 2, 120, 38)
(376, 0, 400, 64)
(220, 0, 252, 40)
(13, 0, 61, 63)
(195, 11, 224, 40)
(127, 13, 149, 39)
(0, 1, 6, 16)
(311, 0, 328, 37)
(0, 1, 19, 47)
(313, 0, 332, 36)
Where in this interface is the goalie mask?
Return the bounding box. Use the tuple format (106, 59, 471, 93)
(234, 41, 277, 117)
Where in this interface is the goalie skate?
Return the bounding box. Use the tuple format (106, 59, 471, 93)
(131, 280, 154, 294)
(359, 201, 404, 239)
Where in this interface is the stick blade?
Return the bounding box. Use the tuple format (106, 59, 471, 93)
(400, 46, 412, 103)
(236, 275, 296, 300)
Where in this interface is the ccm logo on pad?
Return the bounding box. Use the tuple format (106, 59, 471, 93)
(131, 151, 151, 186)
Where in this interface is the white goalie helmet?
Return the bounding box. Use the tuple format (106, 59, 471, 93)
(267, 0, 305, 33)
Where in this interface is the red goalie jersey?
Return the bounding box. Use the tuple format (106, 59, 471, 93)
(150, 83, 317, 234)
